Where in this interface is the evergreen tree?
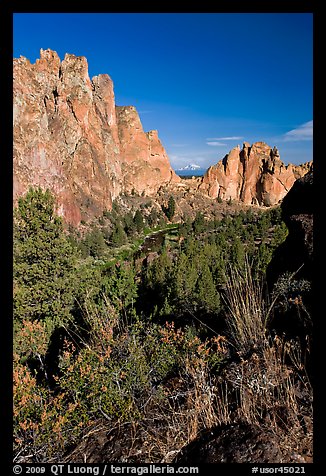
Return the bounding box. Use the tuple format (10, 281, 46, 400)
(194, 262, 221, 315)
(134, 209, 144, 233)
(175, 252, 198, 305)
(84, 227, 106, 258)
(178, 215, 192, 238)
(140, 250, 174, 317)
(101, 263, 138, 317)
(230, 236, 245, 267)
(256, 243, 273, 275)
(123, 211, 136, 236)
(165, 196, 176, 221)
(13, 188, 76, 331)
(193, 212, 206, 234)
(271, 222, 288, 248)
(111, 223, 127, 247)
(148, 208, 159, 227)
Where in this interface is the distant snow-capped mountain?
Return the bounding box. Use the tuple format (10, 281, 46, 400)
(176, 164, 201, 171)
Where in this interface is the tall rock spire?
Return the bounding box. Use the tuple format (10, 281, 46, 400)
(13, 49, 179, 225)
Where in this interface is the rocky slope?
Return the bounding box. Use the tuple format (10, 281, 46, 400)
(199, 142, 312, 206)
(13, 49, 180, 225)
(266, 170, 313, 347)
(267, 169, 313, 284)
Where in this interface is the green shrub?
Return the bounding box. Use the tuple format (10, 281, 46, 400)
(58, 314, 183, 424)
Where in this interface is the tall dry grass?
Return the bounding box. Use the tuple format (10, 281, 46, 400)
(219, 258, 312, 456)
(222, 258, 267, 356)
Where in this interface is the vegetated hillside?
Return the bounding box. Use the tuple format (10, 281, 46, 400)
(13, 182, 312, 464)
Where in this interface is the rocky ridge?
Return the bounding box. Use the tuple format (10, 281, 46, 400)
(199, 142, 312, 206)
(14, 50, 312, 225)
(13, 49, 180, 225)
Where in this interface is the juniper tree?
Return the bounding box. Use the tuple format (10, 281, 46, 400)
(13, 188, 77, 333)
(134, 209, 144, 233)
(83, 226, 107, 258)
(165, 196, 176, 221)
(111, 222, 127, 246)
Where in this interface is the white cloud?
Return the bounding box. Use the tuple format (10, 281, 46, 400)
(206, 141, 227, 146)
(206, 136, 244, 141)
(283, 120, 313, 142)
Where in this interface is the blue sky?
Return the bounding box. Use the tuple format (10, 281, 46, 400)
(13, 13, 313, 169)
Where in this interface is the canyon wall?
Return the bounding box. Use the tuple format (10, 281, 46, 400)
(13, 49, 179, 225)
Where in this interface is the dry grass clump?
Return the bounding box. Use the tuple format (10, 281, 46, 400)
(219, 258, 313, 460)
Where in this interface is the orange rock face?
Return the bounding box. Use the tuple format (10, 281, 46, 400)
(116, 106, 180, 195)
(13, 49, 179, 225)
(200, 142, 312, 206)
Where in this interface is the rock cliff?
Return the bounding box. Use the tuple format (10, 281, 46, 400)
(265, 169, 313, 370)
(13, 49, 179, 225)
(14, 50, 312, 224)
(116, 106, 178, 195)
(199, 142, 312, 206)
